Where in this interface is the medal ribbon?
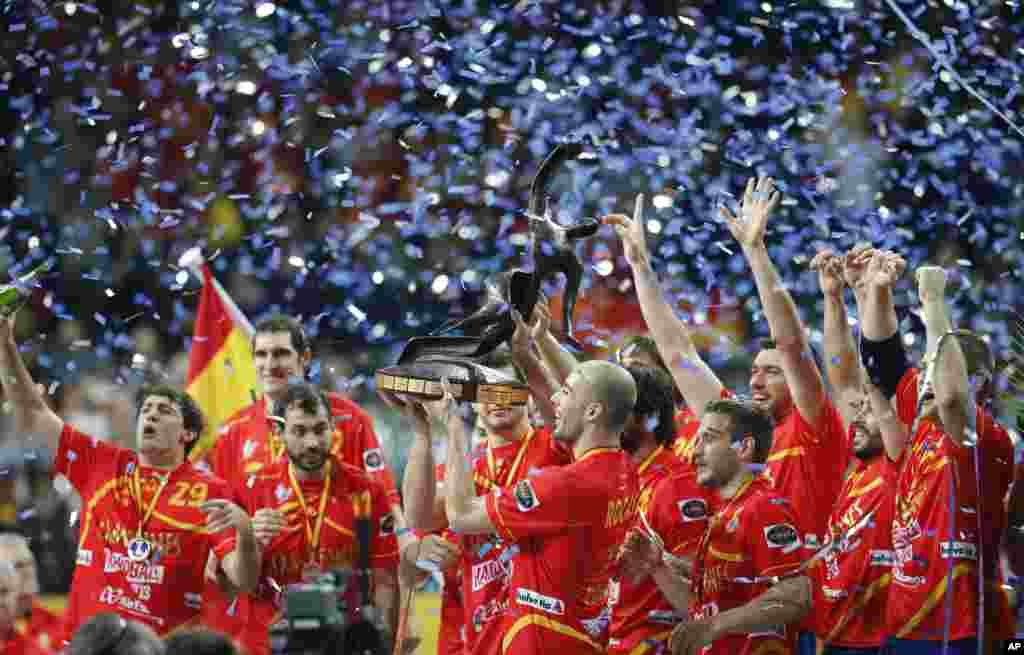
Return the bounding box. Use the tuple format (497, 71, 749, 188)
(486, 426, 534, 488)
(132, 466, 173, 539)
(288, 460, 333, 565)
(693, 473, 753, 604)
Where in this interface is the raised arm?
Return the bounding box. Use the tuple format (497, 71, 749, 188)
(508, 307, 559, 427)
(856, 250, 909, 400)
(528, 296, 578, 386)
(810, 250, 863, 428)
(604, 195, 725, 420)
(380, 392, 446, 532)
(721, 177, 826, 425)
(442, 386, 495, 535)
(865, 380, 910, 462)
(917, 267, 971, 446)
(0, 313, 63, 451)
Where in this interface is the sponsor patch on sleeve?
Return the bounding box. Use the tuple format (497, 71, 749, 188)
(677, 498, 708, 522)
(514, 479, 540, 512)
(763, 523, 800, 551)
(363, 448, 385, 472)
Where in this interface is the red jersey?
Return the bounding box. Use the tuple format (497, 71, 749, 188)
(228, 456, 399, 655)
(54, 424, 236, 642)
(691, 476, 803, 655)
(811, 450, 897, 648)
(15, 602, 63, 653)
(454, 427, 571, 655)
(201, 393, 399, 633)
(206, 393, 399, 505)
(762, 400, 848, 553)
(888, 368, 1014, 642)
(485, 448, 640, 655)
(2, 630, 50, 655)
(608, 450, 708, 655)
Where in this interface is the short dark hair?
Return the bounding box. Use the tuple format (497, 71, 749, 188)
(703, 398, 775, 463)
(756, 338, 823, 376)
(626, 365, 676, 447)
(68, 613, 165, 655)
(254, 314, 310, 354)
(135, 385, 206, 456)
(164, 628, 239, 655)
(272, 382, 332, 423)
(617, 336, 667, 370)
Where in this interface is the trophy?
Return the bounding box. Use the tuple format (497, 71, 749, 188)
(375, 143, 600, 404)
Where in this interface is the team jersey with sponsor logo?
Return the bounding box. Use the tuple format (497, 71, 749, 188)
(227, 456, 399, 655)
(810, 449, 896, 648)
(54, 424, 236, 642)
(888, 369, 1014, 642)
(201, 393, 399, 633)
(608, 453, 709, 655)
(691, 476, 803, 655)
(762, 400, 848, 553)
(485, 448, 640, 655)
(445, 427, 571, 655)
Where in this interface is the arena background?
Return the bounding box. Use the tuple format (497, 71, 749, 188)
(1, 0, 1023, 649)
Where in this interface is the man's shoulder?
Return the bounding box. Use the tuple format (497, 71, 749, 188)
(327, 392, 372, 421)
(221, 402, 264, 432)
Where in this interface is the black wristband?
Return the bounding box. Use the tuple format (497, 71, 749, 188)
(860, 331, 910, 400)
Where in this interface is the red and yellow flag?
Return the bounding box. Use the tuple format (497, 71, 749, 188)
(186, 265, 258, 460)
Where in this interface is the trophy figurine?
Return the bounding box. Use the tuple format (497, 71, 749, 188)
(375, 143, 599, 404)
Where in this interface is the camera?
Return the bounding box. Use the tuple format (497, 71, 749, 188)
(269, 570, 393, 655)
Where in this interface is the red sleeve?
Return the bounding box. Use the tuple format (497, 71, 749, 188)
(54, 423, 126, 492)
(648, 474, 709, 558)
(745, 495, 804, 579)
(484, 467, 605, 542)
(894, 368, 921, 427)
(369, 481, 400, 567)
(340, 404, 400, 508)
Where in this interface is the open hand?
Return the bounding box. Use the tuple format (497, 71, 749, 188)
(720, 176, 781, 251)
(379, 391, 432, 437)
(618, 529, 663, 582)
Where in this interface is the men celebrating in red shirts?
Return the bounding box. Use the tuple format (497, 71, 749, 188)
(0, 312, 259, 644)
(201, 314, 401, 632)
(0, 533, 62, 653)
(807, 248, 902, 654)
(859, 256, 1014, 654)
(606, 365, 693, 655)
(656, 399, 812, 655)
(445, 360, 641, 655)
(393, 347, 570, 655)
(606, 183, 847, 557)
(226, 382, 401, 655)
(205, 314, 399, 503)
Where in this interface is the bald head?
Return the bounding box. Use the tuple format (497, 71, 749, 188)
(576, 360, 638, 434)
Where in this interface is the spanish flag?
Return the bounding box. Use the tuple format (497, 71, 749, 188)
(185, 263, 259, 460)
